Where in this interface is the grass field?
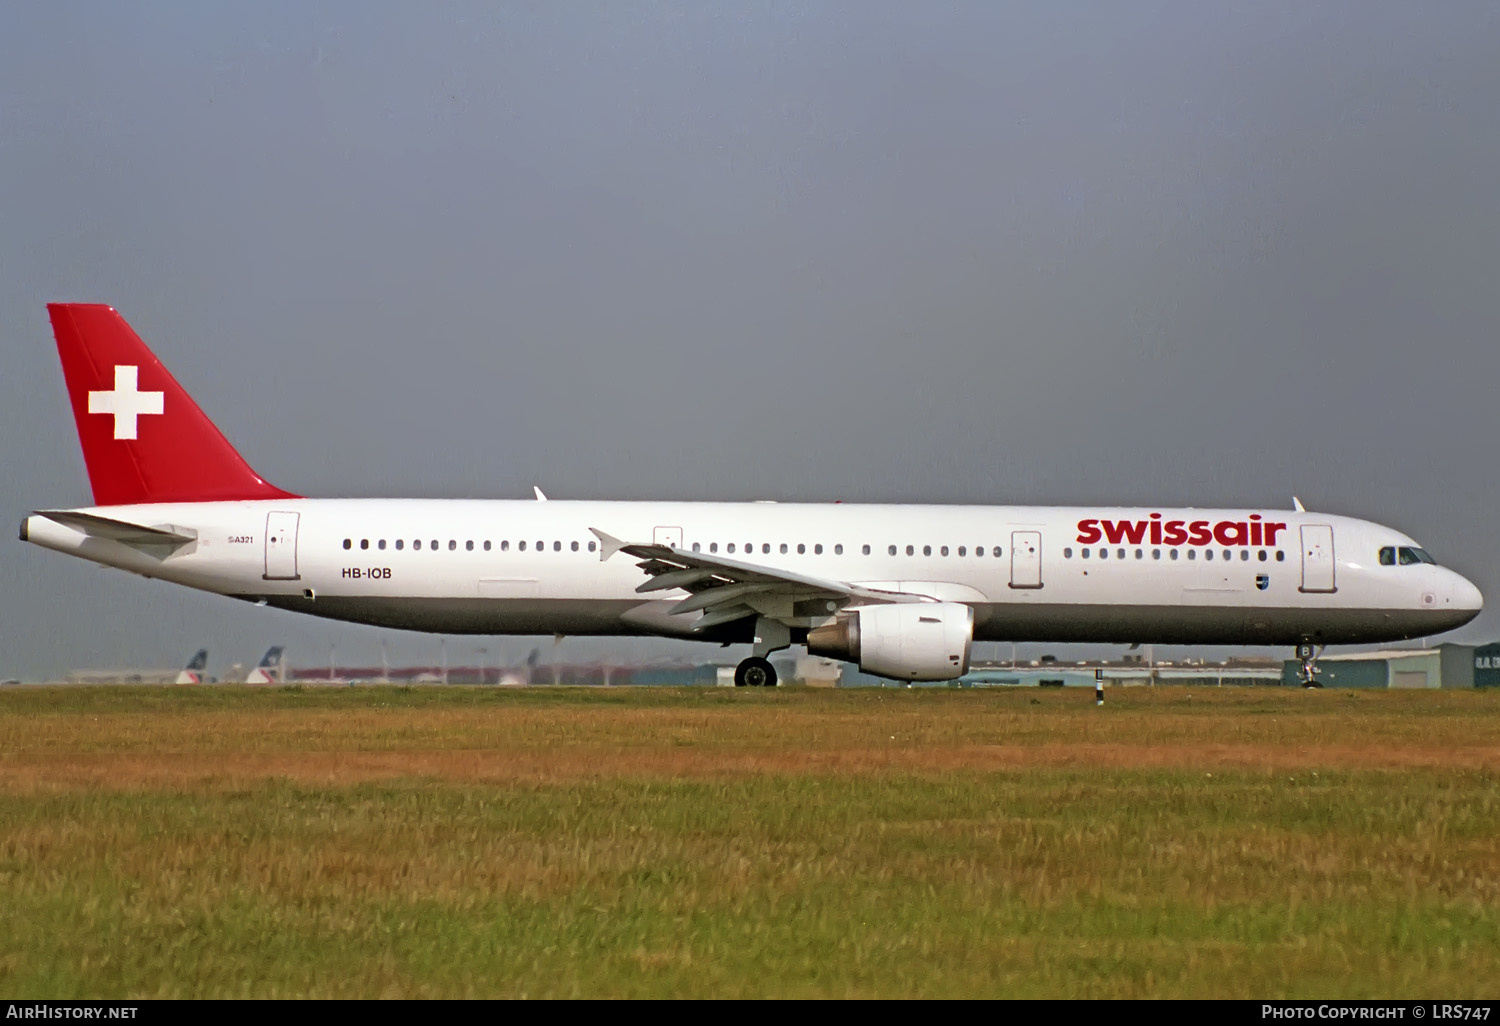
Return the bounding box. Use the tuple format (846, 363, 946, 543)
(2, 684, 1498, 998)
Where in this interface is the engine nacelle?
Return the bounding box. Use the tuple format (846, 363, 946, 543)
(806, 602, 974, 681)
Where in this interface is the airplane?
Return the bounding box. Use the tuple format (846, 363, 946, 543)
(245, 646, 285, 685)
(175, 647, 209, 684)
(20, 304, 1484, 688)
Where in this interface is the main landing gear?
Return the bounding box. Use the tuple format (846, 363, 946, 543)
(1296, 642, 1324, 689)
(734, 657, 777, 688)
(734, 616, 789, 687)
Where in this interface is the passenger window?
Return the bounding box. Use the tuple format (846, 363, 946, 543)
(1240, 550, 1249, 561)
(1276, 550, 1285, 562)
(588, 541, 597, 552)
(360, 539, 369, 550)
(796, 543, 804, 554)
(862, 545, 871, 555)
(1082, 548, 1090, 559)
(501, 540, 509, 551)
(1188, 549, 1197, 560)
(1205, 550, 1213, 561)
(396, 539, 404, 551)
(813, 544, 821, 555)
(1380, 547, 1396, 566)
(1100, 548, 1108, 560)
(551, 541, 559, 552)
(780, 543, 788, 554)
(1152, 548, 1160, 559)
(1116, 548, 1125, 560)
(413, 540, 422, 551)
(906, 545, 915, 556)
(1223, 550, 1231, 561)
(727, 543, 736, 553)
(889, 545, 897, 556)
(379, 539, 387, 550)
(923, 545, 931, 556)
(484, 541, 491, 551)
(1063, 547, 1073, 558)
(1257, 549, 1266, 561)
(710, 542, 718, 553)
(518, 541, 526, 551)
(1135, 549, 1143, 560)
(343, 539, 351, 550)
(1169, 549, 1178, 560)
(431, 540, 439, 551)
(958, 546, 966, 557)
(834, 544, 843, 555)
(449, 540, 457, 551)
(994, 546, 1003, 558)
(762, 544, 770, 554)
(941, 546, 949, 556)
(466, 540, 474, 551)
(536, 541, 543, 551)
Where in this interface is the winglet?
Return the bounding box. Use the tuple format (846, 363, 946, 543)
(1293, 496, 1306, 512)
(533, 486, 548, 501)
(589, 527, 627, 561)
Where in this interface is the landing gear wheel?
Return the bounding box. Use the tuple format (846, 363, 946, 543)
(735, 657, 777, 688)
(1296, 642, 1323, 689)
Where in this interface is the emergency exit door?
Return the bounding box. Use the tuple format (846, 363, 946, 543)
(1299, 524, 1336, 593)
(1010, 531, 1042, 589)
(264, 511, 301, 580)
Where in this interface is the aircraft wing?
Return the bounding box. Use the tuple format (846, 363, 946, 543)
(590, 528, 929, 632)
(33, 510, 197, 554)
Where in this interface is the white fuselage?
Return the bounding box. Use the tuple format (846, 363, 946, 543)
(22, 499, 1483, 648)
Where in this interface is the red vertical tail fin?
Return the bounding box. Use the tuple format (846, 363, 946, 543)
(47, 304, 298, 506)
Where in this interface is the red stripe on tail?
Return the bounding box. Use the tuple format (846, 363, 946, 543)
(48, 304, 299, 506)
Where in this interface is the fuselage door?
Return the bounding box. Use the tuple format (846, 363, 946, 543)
(1299, 524, 1336, 593)
(1010, 530, 1042, 589)
(264, 511, 301, 581)
(654, 526, 683, 550)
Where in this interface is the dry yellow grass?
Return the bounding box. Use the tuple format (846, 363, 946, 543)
(4, 685, 1498, 788)
(2, 685, 1498, 997)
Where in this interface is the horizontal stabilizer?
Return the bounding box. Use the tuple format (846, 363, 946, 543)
(33, 509, 197, 552)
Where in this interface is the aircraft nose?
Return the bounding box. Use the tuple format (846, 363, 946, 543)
(1451, 572, 1484, 614)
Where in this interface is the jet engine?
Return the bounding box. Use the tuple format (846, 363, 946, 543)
(806, 602, 974, 681)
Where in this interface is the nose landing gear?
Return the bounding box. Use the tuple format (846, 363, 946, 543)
(1296, 642, 1324, 688)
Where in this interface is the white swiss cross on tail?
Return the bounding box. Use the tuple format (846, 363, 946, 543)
(87, 365, 165, 440)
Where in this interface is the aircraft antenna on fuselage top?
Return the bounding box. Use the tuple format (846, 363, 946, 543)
(1293, 496, 1306, 512)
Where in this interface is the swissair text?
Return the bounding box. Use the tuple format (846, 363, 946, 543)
(1078, 514, 1288, 548)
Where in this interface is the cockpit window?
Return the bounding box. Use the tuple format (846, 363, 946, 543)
(1399, 546, 1437, 565)
(1379, 547, 1396, 566)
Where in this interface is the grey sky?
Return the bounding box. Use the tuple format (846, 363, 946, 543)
(3, 2, 1498, 680)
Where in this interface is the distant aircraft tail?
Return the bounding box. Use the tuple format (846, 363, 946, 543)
(246, 645, 285, 685)
(46, 304, 298, 507)
(175, 647, 210, 684)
